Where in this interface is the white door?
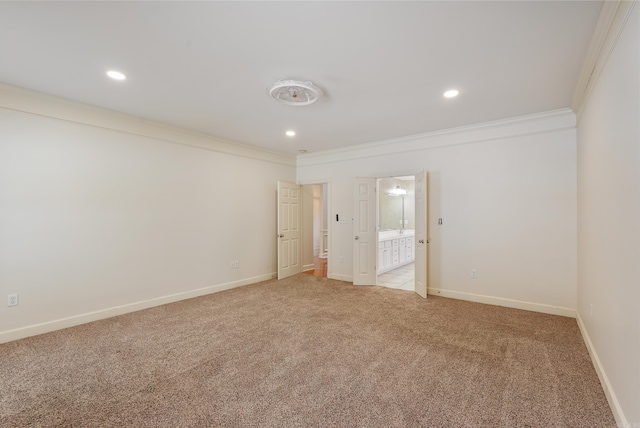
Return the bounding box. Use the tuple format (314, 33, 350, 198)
(353, 178, 377, 285)
(277, 181, 302, 279)
(414, 171, 428, 298)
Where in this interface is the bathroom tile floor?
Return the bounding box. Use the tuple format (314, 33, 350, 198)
(378, 263, 415, 291)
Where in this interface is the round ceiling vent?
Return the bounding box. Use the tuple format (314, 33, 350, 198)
(269, 80, 322, 106)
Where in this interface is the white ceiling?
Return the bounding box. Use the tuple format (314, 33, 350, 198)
(0, 1, 602, 156)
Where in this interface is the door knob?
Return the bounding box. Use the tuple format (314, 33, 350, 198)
(419, 239, 424, 244)
(354, 236, 359, 240)
(278, 234, 284, 238)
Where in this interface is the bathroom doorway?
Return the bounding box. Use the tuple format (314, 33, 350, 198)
(376, 176, 415, 290)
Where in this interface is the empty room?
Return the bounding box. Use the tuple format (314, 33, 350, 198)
(0, 1, 638, 427)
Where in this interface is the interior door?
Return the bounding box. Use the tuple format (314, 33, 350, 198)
(277, 181, 302, 279)
(414, 171, 428, 298)
(353, 177, 377, 285)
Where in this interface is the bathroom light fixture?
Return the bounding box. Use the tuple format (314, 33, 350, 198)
(107, 70, 126, 80)
(444, 89, 459, 98)
(388, 186, 407, 196)
(285, 130, 296, 137)
(269, 80, 322, 106)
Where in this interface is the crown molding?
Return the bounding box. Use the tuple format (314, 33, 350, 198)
(572, 1, 637, 120)
(296, 108, 576, 168)
(0, 82, 296, 167)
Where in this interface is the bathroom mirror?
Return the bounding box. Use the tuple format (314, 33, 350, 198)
(379, 177, 415, 230)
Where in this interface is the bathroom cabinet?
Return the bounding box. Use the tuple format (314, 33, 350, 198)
(378, 231, 414, 274)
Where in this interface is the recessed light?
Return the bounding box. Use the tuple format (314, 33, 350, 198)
(107, 70, 126, 81)
(285, 130, 296, 137)
(444, 89, 459, 98)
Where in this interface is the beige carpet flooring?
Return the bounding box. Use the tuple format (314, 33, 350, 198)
(0, 275, 615, 427)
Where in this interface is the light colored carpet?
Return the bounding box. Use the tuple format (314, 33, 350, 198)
(0, 275, 614, 427)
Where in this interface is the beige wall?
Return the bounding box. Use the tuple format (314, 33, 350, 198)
(298, 110, 578, 315)
(576, 4, 639, 425)
(0, 101, 295, 342)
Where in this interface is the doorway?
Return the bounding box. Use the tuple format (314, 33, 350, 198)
(376, 176, 415, 291)
(303, 183, 328, 278)
(352, 172, 427, 297)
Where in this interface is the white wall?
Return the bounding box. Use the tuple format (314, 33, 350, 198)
(0, 92, 296, 342)
(298, 110, 578, 315)
(576, 3, 640, 425)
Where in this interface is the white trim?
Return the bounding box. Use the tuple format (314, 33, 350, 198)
(302, 263, 315, 272)
(297, 108, 575, 167)
(0, 83, 295, 166)
(373, 169, 422, 180)
(427, 287, 576, 318)
(572, 1, 637, 121)
(297, 178, 332, 186)
(0, 273, 274, 345)
(576, 312, 629, 427)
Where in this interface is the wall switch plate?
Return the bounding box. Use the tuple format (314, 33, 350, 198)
(339, 256, 344, 263)
(471, 269, 477, 279)
(7, 294, 18, 307)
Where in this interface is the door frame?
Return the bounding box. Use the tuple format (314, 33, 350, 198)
(371, 169, 427, 296)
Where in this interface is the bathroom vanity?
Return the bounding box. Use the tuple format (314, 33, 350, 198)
(378, 229, 415, 274)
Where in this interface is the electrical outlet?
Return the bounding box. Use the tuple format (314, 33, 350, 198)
(471, 269, 477, 279)
(7, 294, 18, 307)
(234, 260, 239, 268)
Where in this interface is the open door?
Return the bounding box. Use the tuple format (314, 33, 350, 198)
(414, 171, 428, 298)
(353, 177, 377, 285)
(277, 181, 302, 279)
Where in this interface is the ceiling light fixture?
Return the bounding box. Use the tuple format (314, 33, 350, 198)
(107, 70, 126, 81)
(444, 89, 459, 98)
(269, 80, 322, 106)
(285, 130, 296, 137)
(387, 186, 407, 196)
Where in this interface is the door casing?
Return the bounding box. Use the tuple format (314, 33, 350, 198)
(352, 172, 428, 298)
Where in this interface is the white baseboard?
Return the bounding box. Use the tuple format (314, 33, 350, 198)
(0, 272, 275, 344)
(302, 263, 315, 272)
(576, 312, 629, 427)
(427, 287, 576, 318)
